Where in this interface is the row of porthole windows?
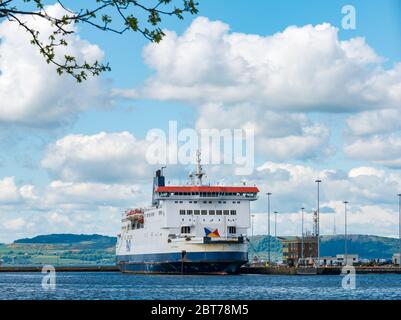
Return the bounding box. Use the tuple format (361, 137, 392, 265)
(174, 201, 241, 204)
(179, 209, 236, 216)
(144, 232, 163, 238)
(145, 211, 164, 218)
(181, 218, 236, 222)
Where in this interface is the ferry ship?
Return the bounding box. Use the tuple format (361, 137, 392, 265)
(116, 152, 259, 274)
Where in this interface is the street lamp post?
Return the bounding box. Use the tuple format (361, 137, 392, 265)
(267, 193, 272, 266)
(344, 201, 348, 266)
(274, 211, 278, 264)
(315, 179, 322, 267)
(398, 194, 401, 268)
(251, 214, 255, 238)
(301, 207, 305, 262)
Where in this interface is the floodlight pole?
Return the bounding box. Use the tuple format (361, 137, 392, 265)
(344, 201, 349, 266)
(315, 179, 322, 267)
(267, 192, 272, 266)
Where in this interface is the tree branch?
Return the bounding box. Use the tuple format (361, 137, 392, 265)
(0, 0, 199, 81)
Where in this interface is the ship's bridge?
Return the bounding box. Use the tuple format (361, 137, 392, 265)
(154, 186, 259, 201)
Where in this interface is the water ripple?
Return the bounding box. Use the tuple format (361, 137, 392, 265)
(1, 272, 401, 300)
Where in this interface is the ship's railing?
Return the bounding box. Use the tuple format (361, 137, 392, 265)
(168, 235, 244, 243)
(155, 193, 258, 201)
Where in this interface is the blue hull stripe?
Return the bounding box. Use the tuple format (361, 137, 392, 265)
(116, 251, 247, 264)
(117, 251, 248, 274)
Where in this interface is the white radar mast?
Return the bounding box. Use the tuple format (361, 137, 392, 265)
(194, 149, 205, 185)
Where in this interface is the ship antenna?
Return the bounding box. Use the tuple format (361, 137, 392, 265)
(161, 166, 166, 176)
(194, 149, 205, 185)
(188, 171, 195, 185)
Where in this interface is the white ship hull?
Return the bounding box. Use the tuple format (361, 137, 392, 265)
(116, 237, 248, 274)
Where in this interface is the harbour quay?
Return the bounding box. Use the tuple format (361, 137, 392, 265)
(3, 264, 401, 275)
(241, 265, 401, 275)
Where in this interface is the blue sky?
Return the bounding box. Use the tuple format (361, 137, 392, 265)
(1, 0, 401, 242)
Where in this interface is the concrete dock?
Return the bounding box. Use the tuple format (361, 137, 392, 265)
(241, 266, 340, 275)
(0, 265, 119, 272)
(241, 265, 401, 275)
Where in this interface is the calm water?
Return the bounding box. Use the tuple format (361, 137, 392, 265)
(1, 272, 401, 300)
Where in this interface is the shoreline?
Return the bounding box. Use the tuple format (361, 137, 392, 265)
(2, 265, 401, 274)
(0, 265, 119, 272)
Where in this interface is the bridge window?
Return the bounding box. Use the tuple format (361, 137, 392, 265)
(228, 226, 236, 234)
(230, 210, 237, 215)
(179, 210, 185, 215)
(187, 210, 193, 215)
(181, 226, 191, 234)
(209, 210, 215, 215)
(159, 192, 170, 197)
(216, 210, 222, 215)
(223, 210, 229, 215)
(194, 210, 200, 215)
(201, 210, 207, 215)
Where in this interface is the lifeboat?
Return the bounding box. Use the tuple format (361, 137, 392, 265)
(125, 208, 144, 224)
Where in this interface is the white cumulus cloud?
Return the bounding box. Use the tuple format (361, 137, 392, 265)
(118, 17, 401, 113)
(346, 109, 401, 136)
(41, 131, 154, 183)
(0, 177, 20, 203)
(43, 180, 143, 207)
(348, 167, 385, 178)
(2, 217, 25, 231)
(344, 135, 401, 169)
(195, 103, 332, 160)
(0, 3, 110, 126)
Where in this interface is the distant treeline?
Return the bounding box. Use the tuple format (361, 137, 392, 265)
(8, 233, 401, 262)
(14, 234, 117, 245)
(248, 234, 400, 260)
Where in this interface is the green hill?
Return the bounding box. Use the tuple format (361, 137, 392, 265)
(14, 233, 116, 248)
(320, 234, 399, 259)
(1, 233, 399, 266)
(0, 234, 116, 266)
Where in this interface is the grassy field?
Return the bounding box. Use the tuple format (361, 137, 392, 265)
(0, 240, 115, 266)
